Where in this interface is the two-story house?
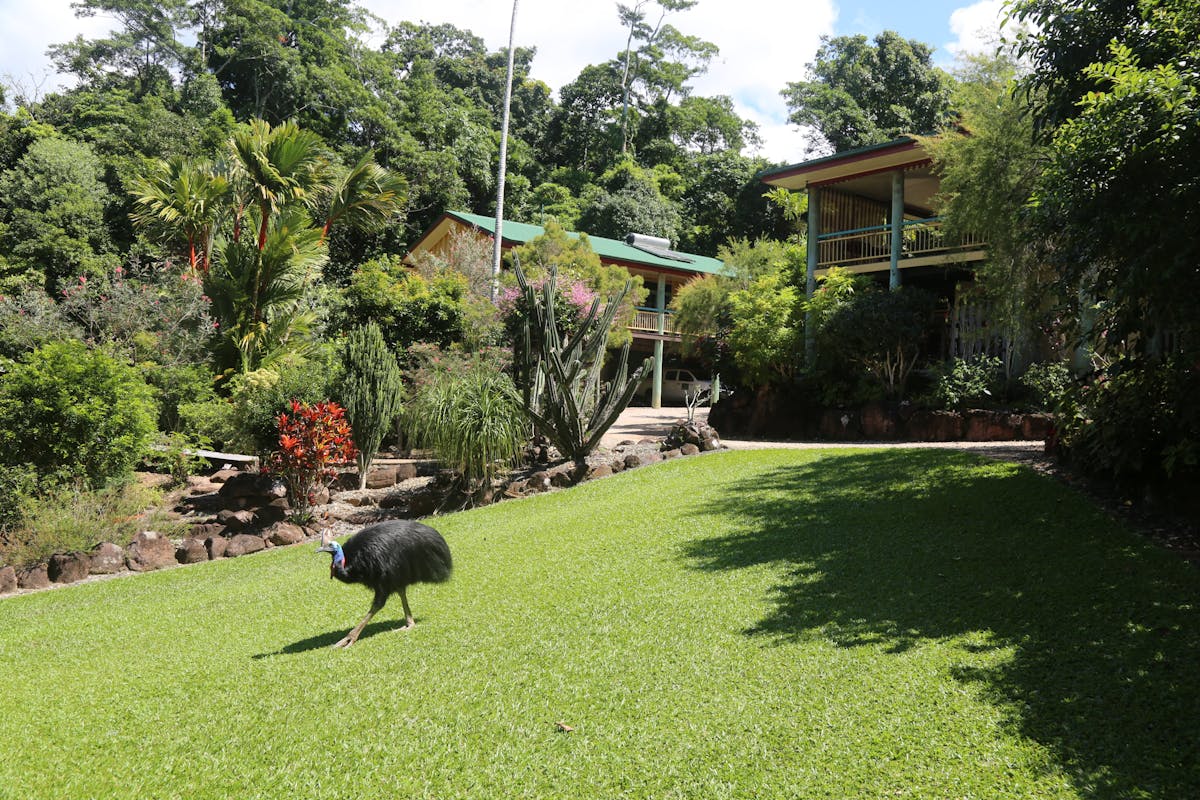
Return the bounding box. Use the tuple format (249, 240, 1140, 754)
(760, 135, 991, 360)
(405, 210, 726, 406)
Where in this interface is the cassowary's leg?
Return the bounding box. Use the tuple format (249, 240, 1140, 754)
(398, 587, 415, 630)
(333, 592, 387, 648)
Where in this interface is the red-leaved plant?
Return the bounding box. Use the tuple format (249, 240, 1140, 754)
(265, 400, 357, 524)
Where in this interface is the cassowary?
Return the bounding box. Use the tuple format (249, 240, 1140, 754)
(316, 521, 452, 648)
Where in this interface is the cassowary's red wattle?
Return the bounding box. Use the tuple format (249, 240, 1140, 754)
(317, 520, 452, 648)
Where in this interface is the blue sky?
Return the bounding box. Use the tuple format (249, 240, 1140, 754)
(0, 0, 1009, 162)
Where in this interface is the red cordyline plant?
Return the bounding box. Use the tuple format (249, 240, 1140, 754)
(265, 400, 357, 523)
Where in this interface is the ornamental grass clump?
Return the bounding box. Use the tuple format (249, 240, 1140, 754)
(405, 364, 526, 504)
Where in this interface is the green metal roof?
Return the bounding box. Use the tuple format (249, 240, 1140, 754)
(445, 211, 727, 276)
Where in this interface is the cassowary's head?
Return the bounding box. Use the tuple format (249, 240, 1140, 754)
(316, 529, 345, 574)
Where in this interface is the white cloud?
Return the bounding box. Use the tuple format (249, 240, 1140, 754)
(945, 0, 1011, 59)
(0, 0, 109, 99)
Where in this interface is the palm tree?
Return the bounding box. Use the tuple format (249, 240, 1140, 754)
(206, 207, 325, 373)
(320, 154, 407, 242)
(228, 119, 328, 251)
(130, 157, 228, 273)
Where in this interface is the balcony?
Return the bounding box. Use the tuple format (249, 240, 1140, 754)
(816, 217, 986, 273)
(629, 307, 680, 340)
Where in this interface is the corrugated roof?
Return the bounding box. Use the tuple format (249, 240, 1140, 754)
(445, 211, 727, 276)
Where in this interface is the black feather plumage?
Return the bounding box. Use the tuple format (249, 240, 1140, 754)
(331, 520, 453, 591)
(321, 520, 452, 646)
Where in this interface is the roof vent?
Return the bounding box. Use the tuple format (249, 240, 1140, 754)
(625, 232, 694, 263)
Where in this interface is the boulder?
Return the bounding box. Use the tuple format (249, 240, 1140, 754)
(860, 402, 897, 439)
(681, 443, 700, 456)
(341, 493, 367, 507)
(378, 491, 408, 510)
(224, 534, 266, 558)
(625, 451, 663, 469)
(586, 464, 613, 481)
(408, 490, 440, 518)
(503, 480, 527, 497)
(661, 448, 682, 460)
(265, 523, 305, 547)
(186, 476, 221, 496)
(48, 552, 90, 584)
(394, 463, 418, 482)
(906, 410, 963, 442)
(209, 468, 241, 484)
(188, 522, 226, 539)
(365, 465, 398, 489)
(310, 486, 331, 506)
(88, 542, 126, 574)
(1022, 413, 1054, 440)
(176, 538, 209, 564)
(17, 564, 51, 590)
(0, 565, 17, 594)
(217, 472, 261, 499)
(254, 502, 287, 526)
(205, 536, 228, 560)
(262, 478, 288, 500)
(609, 458, 626, 473)
(550, 470, 574, 488)
(965, 410, 1022, 441)
(126, 532, 177, 572)
(528, 471, 552, 492)
(217, 509, 256, 531)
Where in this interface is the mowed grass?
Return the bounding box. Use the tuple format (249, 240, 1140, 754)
(1, 449, 1198, 799)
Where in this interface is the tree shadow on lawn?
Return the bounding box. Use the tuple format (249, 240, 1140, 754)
(682, 450, 1200, 799)
(252, 619, 411, 658)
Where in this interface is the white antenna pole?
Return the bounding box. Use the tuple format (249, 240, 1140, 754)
(491, 0, 519, 301)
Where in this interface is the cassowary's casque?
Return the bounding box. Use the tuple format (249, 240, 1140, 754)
(317, 520, 452, 648)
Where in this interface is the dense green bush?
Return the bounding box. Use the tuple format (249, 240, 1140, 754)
(815, 286, 935, 401)
(335, 256, 467, 350)
(1058, 358, 1199, 490)
(0, 340, 158, 490)
(1019, 360, 1072, 412)
(930, 355, 1004, 409)
(222, 353, 340, 455)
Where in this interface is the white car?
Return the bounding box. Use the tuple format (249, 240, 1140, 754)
(639, 369, 712, 404)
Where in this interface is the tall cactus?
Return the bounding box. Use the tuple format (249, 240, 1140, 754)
(512, 256, 654, 466)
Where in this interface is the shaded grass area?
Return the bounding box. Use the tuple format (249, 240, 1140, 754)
(0, 449, 1196, 798)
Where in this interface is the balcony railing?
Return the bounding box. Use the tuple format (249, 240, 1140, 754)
(630, 307, 679, 337)
(817, 217, 985, 269)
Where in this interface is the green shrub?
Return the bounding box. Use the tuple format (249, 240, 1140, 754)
(0, 481, 178, 569)
(177, 396, 238, 452)
(405, 363, 526, 498)
(816, 287, 935, 400)
(931, 355, 1004, 409)
(1019, 361, 1072, 411)
(1058, 358, 1200, 488)
(144, 362, 219, 433)
(0, 340, 158, 490)
(335, 256, 467, 350)
(224, 352, 340, 455)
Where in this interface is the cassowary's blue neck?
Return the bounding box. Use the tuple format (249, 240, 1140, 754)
(328, 542, 350, 581)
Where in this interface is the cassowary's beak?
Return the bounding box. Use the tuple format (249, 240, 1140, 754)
(316, 544, 335, 553)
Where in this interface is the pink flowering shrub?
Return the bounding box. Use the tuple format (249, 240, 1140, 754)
(498, 275, 599, 347)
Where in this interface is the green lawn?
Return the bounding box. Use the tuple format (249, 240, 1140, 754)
(1, 449, 1197, 799)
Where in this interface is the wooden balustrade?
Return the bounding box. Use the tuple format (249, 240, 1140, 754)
(817, 218, 984, 268)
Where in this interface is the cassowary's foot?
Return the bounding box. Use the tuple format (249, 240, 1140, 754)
(397, 619, 415, 632)
(332, 634, 357, 648)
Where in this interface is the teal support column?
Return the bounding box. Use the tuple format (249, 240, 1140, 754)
(889, 170, 904, 290)
(652, 274, 666, 408)
(805, 185, 820, 365)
